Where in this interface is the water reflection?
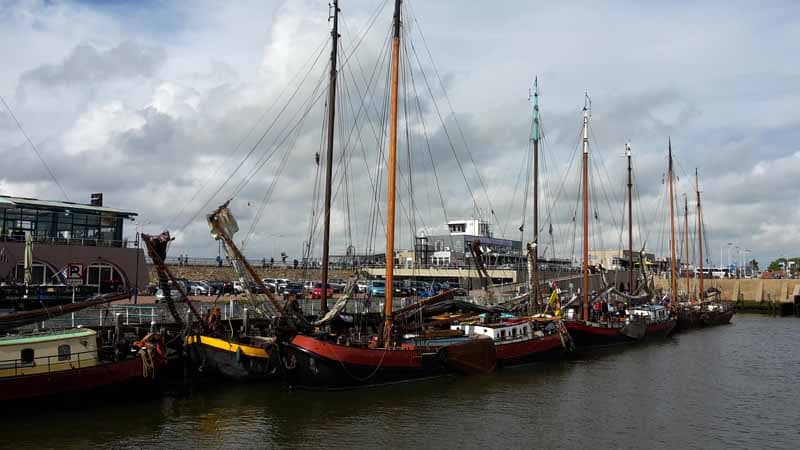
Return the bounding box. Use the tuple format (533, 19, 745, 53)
(1, 315, 797, 450)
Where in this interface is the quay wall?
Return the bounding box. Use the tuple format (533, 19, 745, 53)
(146, 264, 352, 284)
(653, 277, 800, 303)
(145, 264, 800, 304)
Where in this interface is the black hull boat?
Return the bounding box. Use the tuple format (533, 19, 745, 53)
(675, 305, 701, 332)
(564, 319, 646, 347)
(675, 301, 734, 331)
(186, 335, 278, 382)
(700, 303, 735, 326)
(645, 317, 677, 338)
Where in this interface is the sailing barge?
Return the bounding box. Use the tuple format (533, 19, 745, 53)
(0, 327, 163, 402)
(280, 0, 496, 390)
(451, 316, 568, 366)
(674, 169, 735, 332)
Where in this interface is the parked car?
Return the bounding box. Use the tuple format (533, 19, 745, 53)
(155, 279, 190, 302)
(233, 281, 244, 294)
(392, 281, 411, 298)
(189, 281, 210, 296)
(311, 283, 334, 299)
(262, 278, 278, 292)
(329, 279, 346, 293)
(368, 280, 385, 297)
(206, 280, 234, 295)
(275, 278, 290, 293)
(303, 280, 316, 293)
(356, 281, 368, 294)
(284, 282, 305, 298)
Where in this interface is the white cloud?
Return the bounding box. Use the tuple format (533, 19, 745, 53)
(61, 100, 145, 155)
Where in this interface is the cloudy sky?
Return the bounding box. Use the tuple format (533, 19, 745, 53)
(1, 0, 798, 268)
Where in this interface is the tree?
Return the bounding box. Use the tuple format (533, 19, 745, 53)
(767, 257, 800, 273)
(768, 259, 785, 272)
(748, 259, 759, 272)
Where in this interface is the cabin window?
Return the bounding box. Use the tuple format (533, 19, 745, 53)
(58, 344, 71, 361)
(20, 348, 34, 365)
(500, 330, 507, 339)
(512, 328, 517, 338)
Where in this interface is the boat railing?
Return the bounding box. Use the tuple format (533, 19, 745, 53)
(0, 349, 98, 377)
(108, 305, 162, 325)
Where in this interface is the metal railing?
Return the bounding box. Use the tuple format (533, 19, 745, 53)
(0, 235, 137, 249)
(0, 349, 97, 377)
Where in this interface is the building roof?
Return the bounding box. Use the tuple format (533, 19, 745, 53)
(0, 195, 137, 218)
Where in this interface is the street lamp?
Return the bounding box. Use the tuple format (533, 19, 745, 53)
(726, 243, 733, 276)
(744, 249, 751, 276)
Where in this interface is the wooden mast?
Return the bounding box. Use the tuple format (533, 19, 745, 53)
(696, 169, 704, 300)
(531, 77, 540, 311)
(320, 0, 340, 315)
(581, 99, 590, 321)
(626, 142, 633, 293)
(684, 194, 690, 298)
(668, 139, 677, 306)
(383, 0, 402, 345)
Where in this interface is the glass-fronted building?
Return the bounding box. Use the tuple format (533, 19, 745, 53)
(0, 195, 146, 292)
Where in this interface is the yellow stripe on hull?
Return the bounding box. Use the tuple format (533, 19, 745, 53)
(186, 335, 270, 359)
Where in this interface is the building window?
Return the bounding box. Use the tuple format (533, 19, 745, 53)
(15, 262, 59, 285)
(20, 348, 35, 365)
(86, 263, 126, 293)
(58, 344, 71, 361)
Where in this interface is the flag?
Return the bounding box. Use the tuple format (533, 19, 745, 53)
(549, 282, 562, 316)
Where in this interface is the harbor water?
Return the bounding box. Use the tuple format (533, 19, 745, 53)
(1, 314, 797, 450)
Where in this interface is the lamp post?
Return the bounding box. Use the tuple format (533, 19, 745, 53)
(726, 242, 733, 277)
(744, 249, 751, 276)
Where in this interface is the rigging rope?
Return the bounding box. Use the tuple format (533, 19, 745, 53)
(1, 95, 70, 201)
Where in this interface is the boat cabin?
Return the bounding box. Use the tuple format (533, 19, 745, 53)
(452, 319, 543, 343)
(626, 305, 669, 323)
(0, 328, 99, 378)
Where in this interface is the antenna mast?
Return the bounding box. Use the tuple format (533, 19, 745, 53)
(531, 77, 540, 312)
(684, 193, 690, 298)
(320, 0, 340, 315)
(696, 169, 704, 300)
(581, 95, 590, 321)
(626, 142, 633, 293)
(668, 139, 677, 306)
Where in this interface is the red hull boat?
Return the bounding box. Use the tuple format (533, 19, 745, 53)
(281, 334, 495, 390)
(0, 356, 159, 402)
